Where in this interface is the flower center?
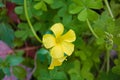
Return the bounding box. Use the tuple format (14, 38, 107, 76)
(56, 37, 62, 44)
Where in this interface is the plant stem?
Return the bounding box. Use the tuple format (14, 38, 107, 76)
(100, 57, 106, 72)
(28, 54, 37, 80)
(104, 0, 115, 21)
(86, 19, 99, 39)
(24, 0, 42, 43)
(106, 47, 110, 73)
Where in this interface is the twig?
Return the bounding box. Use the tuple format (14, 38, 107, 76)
(8, 46, 40, 54)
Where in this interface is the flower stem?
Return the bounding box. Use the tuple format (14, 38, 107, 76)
(104, 0, 115, 21)
(106, 46, 110, 73)
(86, 19, 99, 39)
(24, 0, 42, 43)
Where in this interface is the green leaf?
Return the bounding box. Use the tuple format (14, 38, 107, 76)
(87, 9, 99, 21)
(34, 1, 43, 10)
(41, 2, 47, 11)
(17, 23, 29, 29)
(0, 69, 4, 80)
(82, 72, 94, 80)
(78, 9, 87, 21)
(87, 0, 103, 9)
(68, 60, 84, 80)
(81, 60, 94, 80)
(15, 31, 26, 38)
(0, 2, 5, 7)
(31, 8, 43, 17)
(92, 54, 100, 63)
(93, 12, 115, 37)
(6, 55, 24, 66)
(112, 66, 120, 75)
(114, 59, 120, 65)
(35, 68, 50, 80)
(69, 71, 84, 80)
(96, 38, 104, 45)
(15, 6, 24, 15)
(37, 48, 49, 55)
(37, 48, 49, 62)
(44, 0, 53, 4)
(72, 0, 83, 5)
(50, 0, 64, 9)
(34, 1, 47, 11)
(98, 71, 120, 80)
(13, 66, 27, 79)
(11, 0, 24, 5)
(2, 67, 11, 76)
(70, 0, 102, 22)
(62, 14, 72, 26)
(75, 51, 87, 61)
(81, 60, 93, 72)
(110, 1, 120, 18)
(15, 31, 29, 41)
(58, 6, 72, 25)
(69, 3, 83, 14)
(0, 23, 14, 47)
(77, 8, 99, 21)
(45, 30, 54, 35)
(33, 22, 50, 35)
(15, 23, 34, 41)
(34, 61, 51, 80)
(50, 69, 67, 80)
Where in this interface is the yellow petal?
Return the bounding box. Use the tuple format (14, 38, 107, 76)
(58, 56, 67, 62)
(50, 23, 64, 38)
(50, 45, 64, 58)
(48, 58, 62, 69)
(43, 34, 56, 49)
(61, 29, 76, 42)
(61, 42, 74, 56)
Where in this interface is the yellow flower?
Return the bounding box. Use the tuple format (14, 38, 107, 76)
(42, 23, 76, 69)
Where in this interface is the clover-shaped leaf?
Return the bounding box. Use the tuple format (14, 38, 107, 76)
(58, 5, 72, 26)
(34, 1, 47, 11)
(15, 23, 41, 41)
(34, 0, 53, 11)
(50, 0, 64, 9)
(69, 0, 103, 21)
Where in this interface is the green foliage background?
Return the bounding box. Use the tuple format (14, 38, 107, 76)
(0, 0, 120, 80)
